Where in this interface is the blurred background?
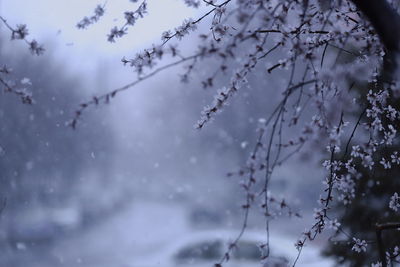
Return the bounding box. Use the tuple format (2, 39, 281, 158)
(0, 0, 333, 266)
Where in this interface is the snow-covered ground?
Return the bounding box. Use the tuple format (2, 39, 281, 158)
(1, 201, 188, 267)
(0, 200, 334, 267)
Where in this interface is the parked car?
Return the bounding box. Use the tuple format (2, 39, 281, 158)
(133, 229, 334, 267)
(5, 206, 81, 248)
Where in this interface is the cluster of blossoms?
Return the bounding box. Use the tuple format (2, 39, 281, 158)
(76, 4, 105, 29)
(389, 192, 400, 212)
(196, 72, 246, 129)
(173, 19, 198, 40)
(0, 16, 44, 55)
(352, 238, 368, 253)
(0, 17, 43, 104)
(183, 0, 201, 8)
(107, 1, 147, 42)
(121, 45, 168, 74)
(371, 246, 400, 266)
(161, 18, 198, 43)
(390, 246, 400, 263)
(10, 23, 28, 40)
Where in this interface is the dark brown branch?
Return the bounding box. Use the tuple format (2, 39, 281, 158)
(256, 29, 329, 34)
(344, 106, 366, 157)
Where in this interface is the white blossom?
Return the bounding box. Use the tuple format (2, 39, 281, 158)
(328, 219, 341, 231)
(352, 238, 367, 253)
(380, 157, 391, 169)
(391, 151, 400, 164)
(389, 192, 400, 212)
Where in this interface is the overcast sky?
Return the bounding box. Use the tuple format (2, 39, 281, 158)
(1, 0, 198, 54)
(0, 0, 209, 125)
(0, 0, 204, 85)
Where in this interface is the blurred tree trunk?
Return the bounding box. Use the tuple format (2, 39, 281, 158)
(352, 0, 400, 78)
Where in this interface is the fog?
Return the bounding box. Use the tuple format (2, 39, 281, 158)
(0, 1, 333, 266)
